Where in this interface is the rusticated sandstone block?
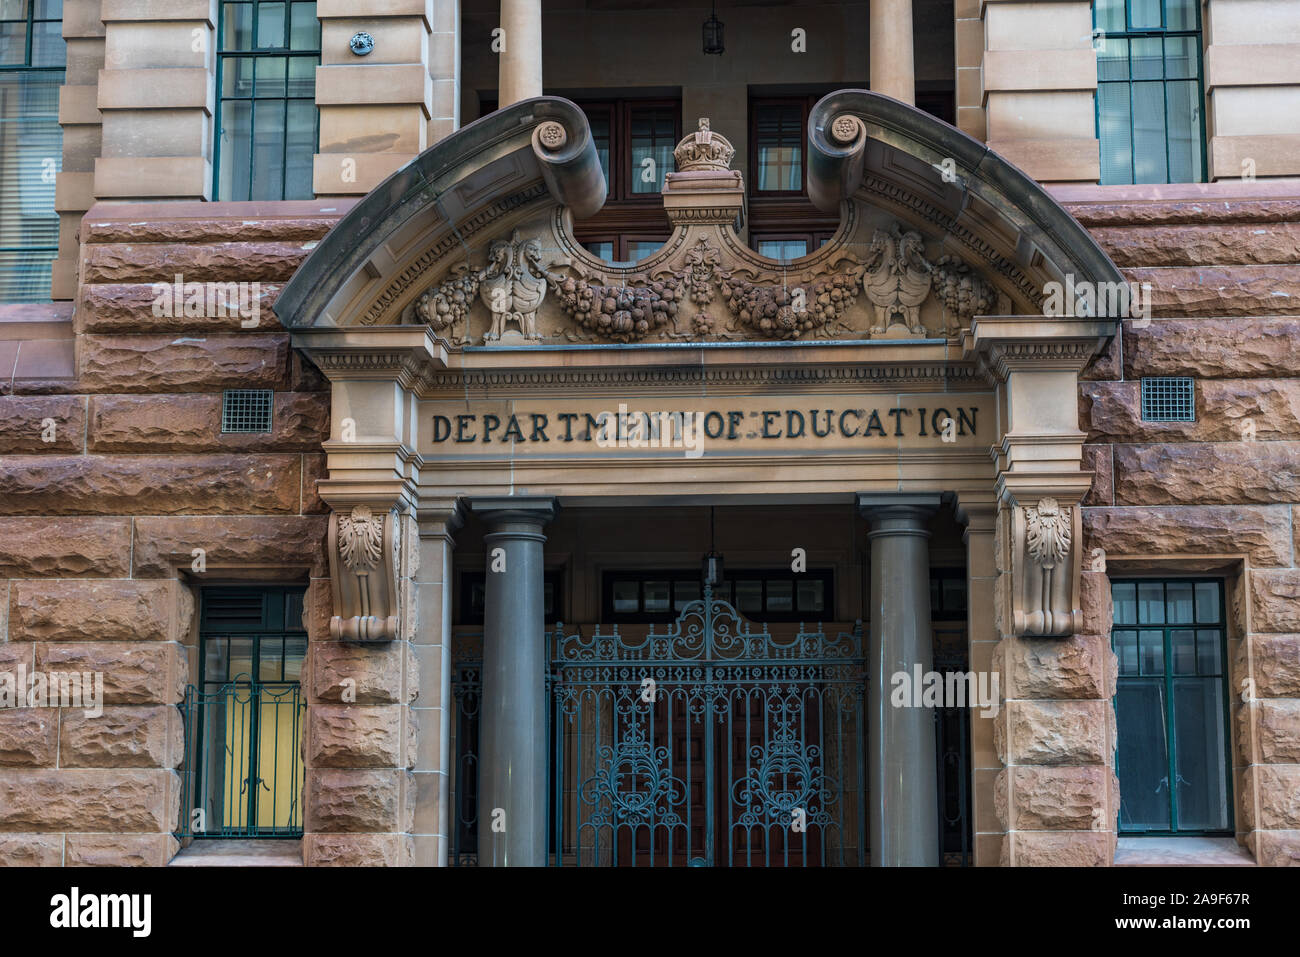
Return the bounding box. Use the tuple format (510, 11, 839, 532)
(1257, 700, 1300, 764)
(1004, 829, 1113, 866)
(78, 282, 285, 333)
(1083, 505, 1293, 568)
(60, 706, 183, 769)
(1068, 199, 1300, 229)
(996, 699, 1109, 766)
(82, 216, 336, 245)
(305, 769, 404, 832)
(1124, 264, 1300, 318)
(996, 765, 1110, 830)
(310, 641, 408, 704)
(89, 392, 327, 453)
(36, 642, 184, 706)
(1255, 830, 1300, 867)
(1082, 444, 1112, 506)
(303, 832, 413, 866)
(0, 395, 84, 452)
(1000, 635, 1109, 700)
(1256, 766, 1300, 829)
(0, 517, 133, 578)
(82, 241, 316, 284)
(1250, 635, 1300, 697)
(304, 576, 332, 640)
(0, 833, 63, 865)
(301, 453, 328, 514)
(11, 579, 192, 642)
(0, 769, 177, 831)
(79, 334, 289, 392)
(66, 832, 179, 866)
(1092, 223, 1300, 268)
(0, 454, 302, 515)
(1079, 572, 1113, 636)
(132, 515, 328, 578)
(1082, 379, 1300, 443)
(1115, 443, 1300, 506)
(1251, 571, 1300, 633)
(0, 644, 31, 672)
(308, 705, 407, 768)
(0, 710, 58, 767)
(1124, 319, 1300, 379)
(1079, 332, 1121, 382)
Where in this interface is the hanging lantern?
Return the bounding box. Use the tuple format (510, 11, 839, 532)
(701, 551, 725, 588)
(703, 3, 724, 55)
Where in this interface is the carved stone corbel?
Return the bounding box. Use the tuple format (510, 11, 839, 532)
(1011, 496, 1084, 637)
(328, 504, 401, 641)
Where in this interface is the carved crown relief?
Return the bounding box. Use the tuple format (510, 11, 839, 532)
(403, 117, 1010, 346)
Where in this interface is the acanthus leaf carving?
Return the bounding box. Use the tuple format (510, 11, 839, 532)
(1012, 497, 1083, 638)
(328, 504, 400, 642)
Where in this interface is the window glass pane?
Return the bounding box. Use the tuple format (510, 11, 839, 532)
(644, 580, 670, 614)
(673, 579, 700, 612)
(1139, 629, 1164, 674)
(283, 637, 306, 681)
(1171, 629, 1196, 674)
(287, 54, 314, 96)
(0, 20, 25, 65)
(289, 1, 318, 49)
(1165, 80, 1201, 184)
(30, 18, 63, 66)
(629, 107, 674, 194)
(0, 0, 25, 18)
(228, 637, 255, 681)
(612, 580, 639, 614)
(219, 97, 253, 197)
(1114, 630, 1139, 676)
(35, 0, 62, 15)
(1112, 582, 1137, 625)
(1094, 0, 1125, 33)
(1097, 36, 1129, 81)
(1194, 582, 1219, 623)
(205, 637, 230, 683)
(1172, 678, 1229, 830)
(585, 109, 610, 190)
(223, 2, 253, 51)
(284, 97, 316, 198)
(1137, 582, 1164, 623)
(255, 56, 287, 97)
(1132, 80, 1169, 184)
(797, 579, 825, 613)
(251, 101, 286, 199)
(582, 240, 614, 261)
(1163, 35, 1197, 80)
(625, 240, 663, 261)
(1115, 681, 1171, 830)
(1130, 0, 1162, 29)
(259, 637, 284, 681)
(756, 239, 808, 261)
(257, 0, 286, 47)
(223, 54, 255, 97)
(736, 579, 762, 613)
(766, 579, 793, 612)
(1166, 0, 1197, 30)
(1098, 82, 1134, 185)
(755, 104, 802, 191)
(1166, 581, 1194, 623)
(0, 71, 62, 302)
(1196, 630, 1222, 675)
(1130, 36, 1163, 80)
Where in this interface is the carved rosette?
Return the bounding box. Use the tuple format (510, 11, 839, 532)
(328, 504, 400, 642)
(1011, 497, 1083, 637)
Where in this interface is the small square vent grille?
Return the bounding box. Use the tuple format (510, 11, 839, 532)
(222, 390, 274, 433)
(1140, 377, 1195, 422)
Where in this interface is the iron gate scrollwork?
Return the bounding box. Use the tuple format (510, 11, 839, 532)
(550, 585, 866, 866)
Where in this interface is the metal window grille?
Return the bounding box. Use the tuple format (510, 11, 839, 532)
(222, 389, 274, 433)
(1140, 376, 1195, 421)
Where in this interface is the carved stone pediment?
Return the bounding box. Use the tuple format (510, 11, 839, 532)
(399, 115, 1008, 348)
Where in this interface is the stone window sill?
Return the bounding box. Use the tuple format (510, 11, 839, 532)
(168, 838, 303, 867)
(1115, 836, 1256, 867)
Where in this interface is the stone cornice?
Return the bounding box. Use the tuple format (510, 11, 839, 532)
(966, 315, 1117, 380)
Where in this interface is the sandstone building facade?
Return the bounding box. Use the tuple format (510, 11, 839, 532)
(0, 0, 1297, 867)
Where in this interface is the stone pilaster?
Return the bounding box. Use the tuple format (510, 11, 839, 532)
(954, 0, 984, 141)
(314, 0, 435, 197)
(429, 0, 461, 145)
(870, 0, 915, 104)
(94, 0, 215, 200)
(498, 0, 541, 107)
(982, 0, 1099, 182)
(1203, 0, 1300, 179)
(52, 0, 105, 300)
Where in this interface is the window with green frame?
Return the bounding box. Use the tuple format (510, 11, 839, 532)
(1094, 0, 1205, 185)
(215, 1, 319, 200)
(0, 0, 63, 303)
(1111, 579, 1232, 835)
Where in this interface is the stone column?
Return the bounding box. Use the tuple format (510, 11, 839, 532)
(471, 496, 556, 866)
(858, 493, 941, 866)
(430, 0, 462, 144)
(498, 0, 542, 107)
(869, 0, 915, 105)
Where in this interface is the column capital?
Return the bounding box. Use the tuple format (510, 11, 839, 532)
(416, 496, 466, 541)
(857, 492, 942, 519)
(471, 496, 559, 528)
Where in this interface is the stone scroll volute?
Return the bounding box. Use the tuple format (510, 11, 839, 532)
(1011, 497, 1084, 637)
(327, 504, 401, 642)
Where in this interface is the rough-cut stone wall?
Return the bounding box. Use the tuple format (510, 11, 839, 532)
(1063, 182, 1300, 866)
(0, 201, 339, 865)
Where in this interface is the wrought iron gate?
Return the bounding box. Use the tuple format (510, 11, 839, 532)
(548, 585, 866, 866)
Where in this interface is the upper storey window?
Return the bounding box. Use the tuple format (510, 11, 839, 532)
(0, 0, 63, 303)
(215, 0, 320, 200)
(1094, 0, 1205, 184)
